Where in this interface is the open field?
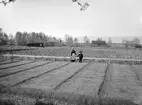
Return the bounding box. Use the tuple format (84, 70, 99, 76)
(0, 59, 142, 105)
(1, 46, 142, 59)
(1, 45, 142, 105)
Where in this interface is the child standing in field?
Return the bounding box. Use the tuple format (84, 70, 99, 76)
(77, 50, 83, 63)
(70, 53, 76, 62)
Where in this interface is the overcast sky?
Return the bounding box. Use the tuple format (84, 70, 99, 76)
(0, 0, 142, 42)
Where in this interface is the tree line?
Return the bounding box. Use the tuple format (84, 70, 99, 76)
(0, 28, 91, 47)
(0, 28, 141, 48)
(0, 28, 8, 45)
(122, 38, 141, 48)
(64, 34, 90, 47)
(0, 28, 62, 46)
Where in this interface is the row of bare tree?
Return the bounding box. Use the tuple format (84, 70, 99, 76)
(64, 34, 90, 47)
(0, 28, 62, 46)
(122, 38, 141, 48)
(0, 28, 91, 46)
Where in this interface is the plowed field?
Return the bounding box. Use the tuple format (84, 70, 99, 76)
(0, 60, 142, 102)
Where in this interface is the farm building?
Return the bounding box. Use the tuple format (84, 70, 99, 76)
(45, 41, 62, 47)
(27, 40, 64, 47)
(134, 44, 142, 48)
(91, 40, 108, 47)
(27, 43, 44, 47)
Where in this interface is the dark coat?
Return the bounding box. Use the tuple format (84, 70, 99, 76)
(77, 53, 83, 62)
(71, 50, 76, 56)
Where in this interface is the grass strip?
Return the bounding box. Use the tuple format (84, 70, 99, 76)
(0, 61, 36, 70)
(54, 63, 91, 90)
(0, 61, 52, 78)
(11, 62, 71, 87)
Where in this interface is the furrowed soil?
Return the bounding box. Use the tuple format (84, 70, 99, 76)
(0, 60, 33, 70)
(0, 60, 142, 104)
(57, 63, 107, 97)
(0, 61, 68, 88)
(20, 62, 88, 91)
(101, 64, 142, 102)
(131, 65, 142, 82)
(0, 59, 21, 65)
(130, 65, 142, 101)
(0, 61, 50, 77)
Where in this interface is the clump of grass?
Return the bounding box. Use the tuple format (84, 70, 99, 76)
(0, 93, 35, 105)
(0, 99, 15, 105)
(100, 97, 139, 105)
(35, 99, 54, 105)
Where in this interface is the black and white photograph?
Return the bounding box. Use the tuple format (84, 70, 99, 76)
(0, 0, 142, 105)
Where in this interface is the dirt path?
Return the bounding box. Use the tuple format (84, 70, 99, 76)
(57, 63, 107, 97)
(0, 61, 51, 78)
(20, 62, 88, 91)
(0, 61, 69, 89)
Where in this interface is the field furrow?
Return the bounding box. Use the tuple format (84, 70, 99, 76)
(0, 59, 10, 64)
(0, 59, 8, 62)
(130, 65, 142, 82)
(20, 62, 88, 91)
(0, 60, 20, 65)
(54, 63, 90, 90)
(0, 61, 51, 77)
(102, 64, 142, 101)
(0, 61, 69, 88)
(57, 63, 107, 97)
(0, 60, 33, 70)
